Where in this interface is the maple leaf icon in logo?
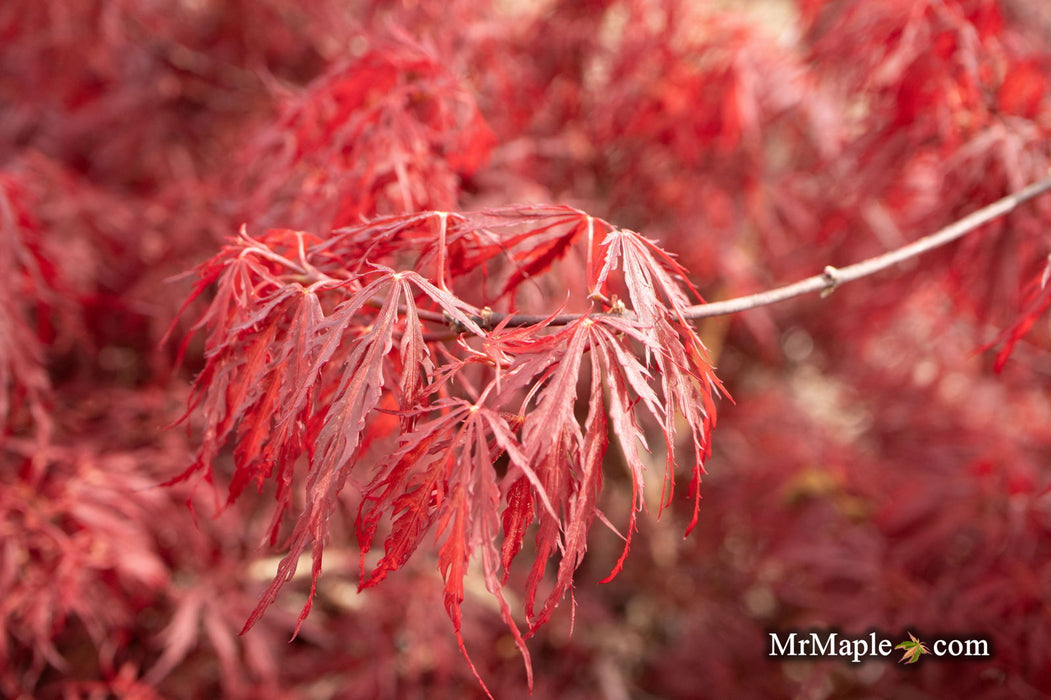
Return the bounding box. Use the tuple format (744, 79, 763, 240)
(895, 632, 931, 664)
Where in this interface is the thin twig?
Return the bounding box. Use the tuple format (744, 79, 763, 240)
(682, 174, 1051, 319)
(265, 176, 1051, 330)
(450, 175, 1051, 328)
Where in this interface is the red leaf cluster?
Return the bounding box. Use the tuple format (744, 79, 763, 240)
(177, 205, 722, 689)
(237, 42, 495, 231)
(0, 173, 54, 442)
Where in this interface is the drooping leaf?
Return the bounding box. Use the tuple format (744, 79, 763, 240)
(986, 258, 1051, 372)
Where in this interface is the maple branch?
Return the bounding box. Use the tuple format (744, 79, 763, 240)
(427, 175, 1051, 330)
(683, 175, 1051, 319)
(260, 176, 1051, 333)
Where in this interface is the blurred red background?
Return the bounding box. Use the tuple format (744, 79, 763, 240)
(2, 1, 1050, 698)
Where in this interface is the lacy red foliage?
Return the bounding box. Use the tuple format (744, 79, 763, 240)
(801, 0, 1051, 327)
(3, 1, 1051, 698)
(174, 206, 720, 690)
(0, 173, 53, 441)
(237, 43, 495, 231)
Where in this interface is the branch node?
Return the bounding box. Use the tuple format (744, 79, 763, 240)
(820, 265, 841, 298)
(442, 310, 466, 334)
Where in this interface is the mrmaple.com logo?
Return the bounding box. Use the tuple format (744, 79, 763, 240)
(768, 630, 992, 664)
